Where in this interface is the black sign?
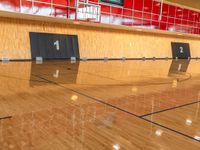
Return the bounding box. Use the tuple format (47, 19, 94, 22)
(30, 32, 80, 59)
(171, 42, 191, 59)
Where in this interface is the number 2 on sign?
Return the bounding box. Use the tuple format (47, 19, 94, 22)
(54, 40, 60, 51)
(179, 46, 184, 53)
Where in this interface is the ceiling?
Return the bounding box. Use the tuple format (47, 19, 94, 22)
(165, 0, 200, 10)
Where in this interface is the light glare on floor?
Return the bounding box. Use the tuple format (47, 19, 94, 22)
(172, 80, 178, 88)
(71, 95, 78, 101)
(155, 129, 163, 137)
(113, 144, 120, 150)
(185, 119, 192, 126)
(194, 136, 200, 141)
(131, 87, 138, 92)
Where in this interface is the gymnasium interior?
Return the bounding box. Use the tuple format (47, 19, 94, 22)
(0, 0, 200, 149)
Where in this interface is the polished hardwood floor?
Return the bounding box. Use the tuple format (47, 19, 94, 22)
(0, 59, 200, 149)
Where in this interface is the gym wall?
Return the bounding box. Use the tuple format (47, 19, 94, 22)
(0, 17, 200, 60)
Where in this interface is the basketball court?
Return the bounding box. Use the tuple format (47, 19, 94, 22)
(0, 0, 200, 150)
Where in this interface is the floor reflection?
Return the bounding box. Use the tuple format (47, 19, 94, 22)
(30, 61, 80, 86)
(0, 60, 200, 149)
(168, 60, 190, 76)
(0, 100, 200, 150)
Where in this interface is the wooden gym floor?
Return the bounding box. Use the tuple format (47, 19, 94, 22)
(0, 59, 200, 150)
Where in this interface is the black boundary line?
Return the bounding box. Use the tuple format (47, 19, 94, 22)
(141, 117, 200, 142)
(0, 116, 12, 120)
(141, 100, 200, 117)
(32, 74, 200, 143)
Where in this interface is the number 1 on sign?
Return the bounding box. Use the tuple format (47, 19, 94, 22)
(54, 40, 60, 51)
